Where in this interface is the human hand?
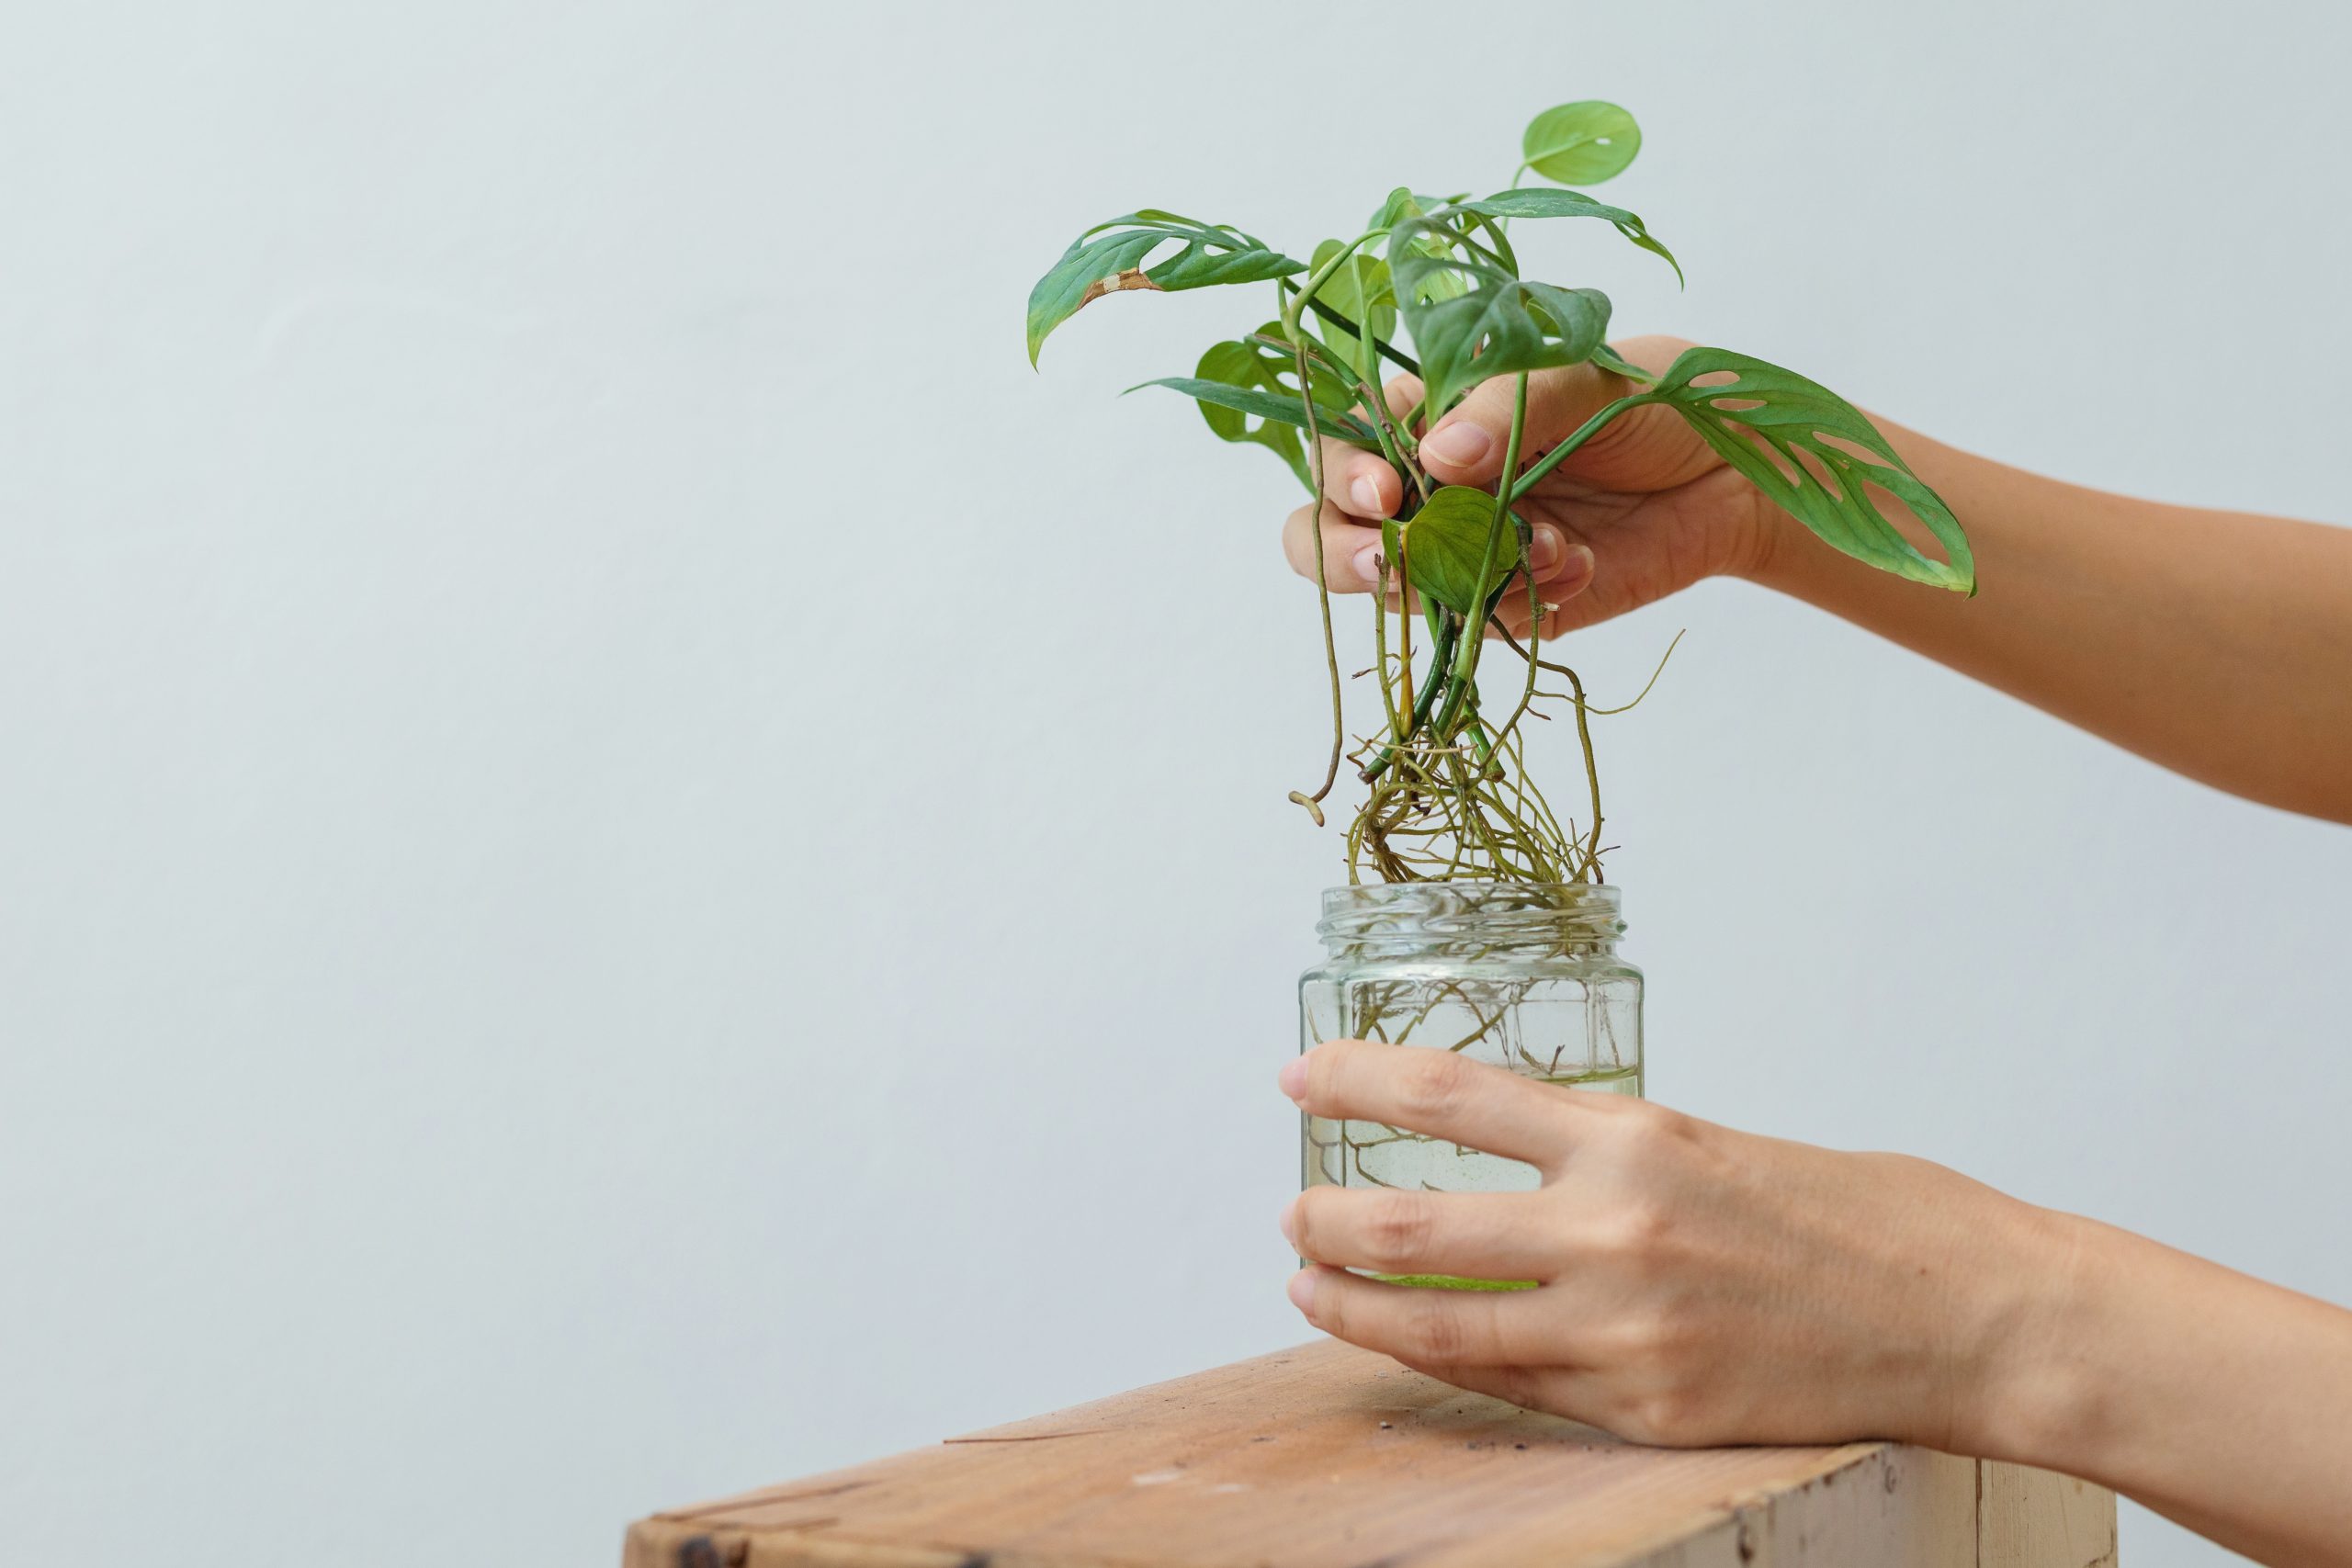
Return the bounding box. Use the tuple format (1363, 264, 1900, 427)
(1280, 335, 1781, 640)
(1275, 1039, 2072, 1452)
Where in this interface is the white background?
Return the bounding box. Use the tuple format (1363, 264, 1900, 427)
(4, 3, 2346, 1563)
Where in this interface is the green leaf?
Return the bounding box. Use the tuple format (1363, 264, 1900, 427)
(1191, 339, 1307, 484)
(1388, 485, 1516, 615)
(1127, 376, 1383, 453)
(1588, 342, 1657, 385)
(1366, 186, 1424, 232)
(1306, 238, 1396, 371)
(1182, 329, 1363, 485)
(1521, 101, 1642, 185)
(1450, 189, 1681, 285)
(1026, 210, 1306, 366)
(1391, 218, 1612, 417)
(1632, 347, 1973, 592)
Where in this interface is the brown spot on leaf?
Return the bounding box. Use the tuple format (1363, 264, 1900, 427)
(1080, 268, 1164, 306)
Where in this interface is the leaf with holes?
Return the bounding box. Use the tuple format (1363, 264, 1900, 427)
(1181, 329, 1364, 485)
(1391, 219, 1612, 417)
(1381, 486, 1518, 615)
(1187, 338, 1308, 485)
(1026, 211, 1306, 366)
(1449, 189, 1681, 285)
(1521, 101, 1643, 185)
(1633, 347, 1974, 592)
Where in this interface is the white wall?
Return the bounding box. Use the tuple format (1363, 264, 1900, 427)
(4, 3, 2345, 1563)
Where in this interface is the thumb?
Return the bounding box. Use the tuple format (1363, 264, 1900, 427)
(1417, 359, 1630, 485)
(1417, 334, 1703, 491)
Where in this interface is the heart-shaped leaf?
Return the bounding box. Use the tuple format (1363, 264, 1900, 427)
(1449, 189, 1681, 284)
(1521, 101, 1643, 185)
(1384, 485, 1518, 615)
(1633, 347, 1973, 592)
(1026, 211, 1306, 366)
(1391, 220, 1612, 417)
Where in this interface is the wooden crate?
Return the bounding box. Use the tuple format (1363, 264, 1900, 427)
(626, 1340, 2116, 1568)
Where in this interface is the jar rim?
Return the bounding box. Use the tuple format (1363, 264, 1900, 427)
(1320, 880, 1621, 908)
(1317, 880, 1625, 952)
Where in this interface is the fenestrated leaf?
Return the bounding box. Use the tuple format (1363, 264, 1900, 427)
(1391, 218, 1612, 417)
(1191, 339, 1307, 485)
(1183, 328, 1364, 486)
(1385, 485, 1518, 615)
(1026, 211, 1306, 366)
(1127, 376, 1383, 453)
(1449, 189, 1681, 284)
(1630, 347, 1973, 592)
(1521, 101, 1642, 185)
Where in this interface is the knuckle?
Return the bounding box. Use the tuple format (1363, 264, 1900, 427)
(1309, 1276, 1346, 1338)
(1602, 1305, 1690, 1367)
(1395, 1050, 1473, 1123)
(1615, 1099, 1699, 1157)
(1362, 1193, 1434, 1273)
(1625, 1383, 1709, 1448)
(1582, 1193, 1674, 1269)
(1399, 1297, 1466, 1365)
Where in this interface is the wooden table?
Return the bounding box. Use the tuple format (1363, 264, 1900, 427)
(625, 1341, 2116, 1567)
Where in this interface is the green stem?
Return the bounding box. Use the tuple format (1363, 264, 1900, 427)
(1507, 391, 1650, 505)
(1432, 374, 1530, 733)
(1286, 336, 1346, 825)
(1285, 290, 1420, 377)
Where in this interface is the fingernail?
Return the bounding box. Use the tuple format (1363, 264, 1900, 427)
(1286, 1268, 1318, 1314)
(1561, 543, 1596, 587)
(1424, 423, 1491, 468)
(1532, 526, 1564, 570)
(1351, 547, 1383, 587)
(1278, 1196, 1299, 1249)
(1278, 1055, 1309, 1101)
(1350, 476, 1384, 515)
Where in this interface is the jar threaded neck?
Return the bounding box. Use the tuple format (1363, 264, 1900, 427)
(1317, 882, 1624, 961)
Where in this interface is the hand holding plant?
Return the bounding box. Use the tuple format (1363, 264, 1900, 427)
(1029, 102, 1973, 884)
(1284, 333, 1783, 643)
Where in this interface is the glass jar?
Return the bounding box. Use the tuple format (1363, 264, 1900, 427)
(1298, 882, 1644, 1215)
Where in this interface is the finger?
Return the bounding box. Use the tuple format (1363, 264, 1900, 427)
(1283, 1040, 1579, 1169)
(1419, 335, 1715, 492)
(1418, 360, 1630, 486)
(1315, 370, 1423, 518)
(1487, 545, 1598, 639)
(1317, 446, 1402, 520)
(1287, 1265, 1551, 1367)
(1283, 1186, 1561, 1283)
(1283, 498, 1390, 592)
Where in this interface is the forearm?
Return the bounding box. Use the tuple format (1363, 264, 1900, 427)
(1747, 423, 2352, 823)
(1981, 1212, 2352, 1567)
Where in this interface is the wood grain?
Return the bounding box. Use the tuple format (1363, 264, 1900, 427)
(624, 1340, 2114, 1568)
(1979, 1460, 2119, 1568)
